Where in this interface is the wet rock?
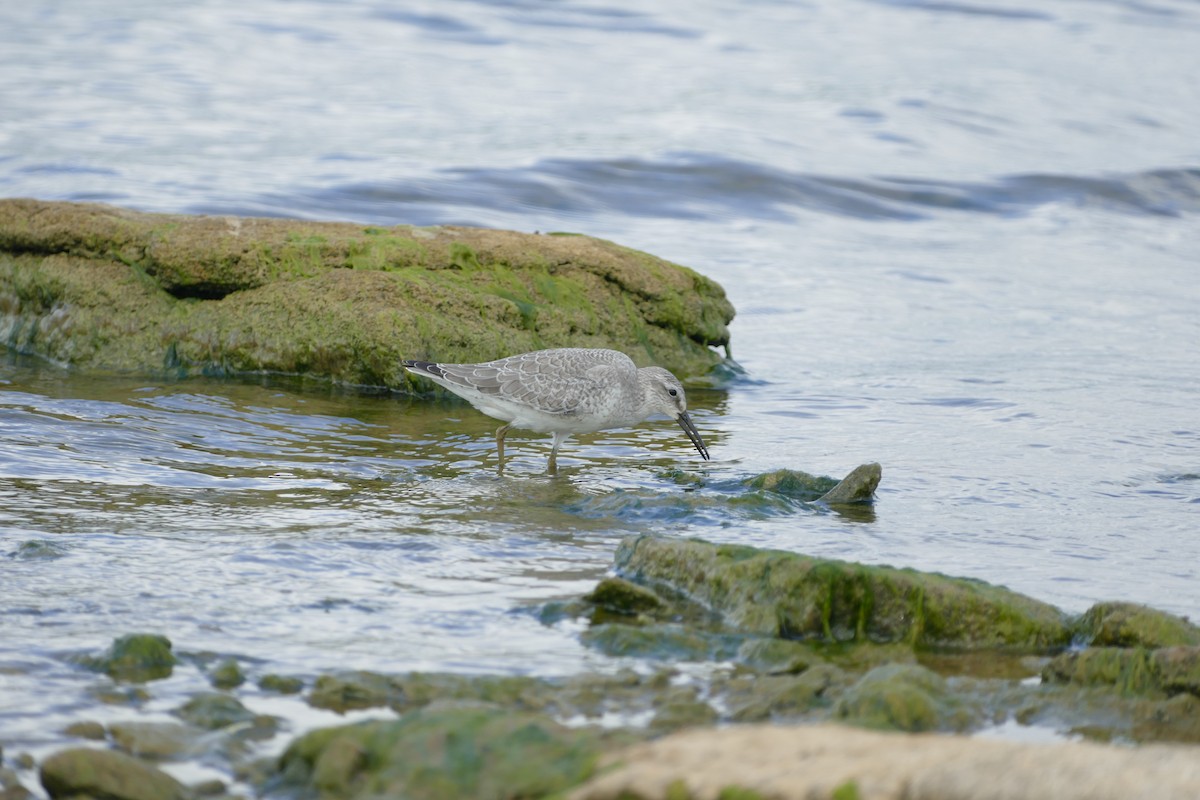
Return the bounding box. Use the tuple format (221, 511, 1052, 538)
(1044, 644, 1200, 700)
(39, 747, 187, 800)
(1073, 602, 1200, 649)
(0, 767, 33, 800)
(208, 658, 245, 690)
(310, 671, 551, 717)
(743, 469, 839, 500)
(0, 199, 733, 384)
(1154, 645, 1200, 696)
(191, 778, 227, 796)
(174, 692, 257, 730)
(648, 687, 719, 733)
(580, 623, 738, 662)
(721, 664, 849, 722)
(583, 577, 665, 616)
(735, 638, 824, 675)
(818, 462, 882, 504)
(109, 721, 202, 760)
(8, 539, 69, 560)
(258, 673, 305, 694)
(277, 705, 612, 800)
(1133, 693, 1200, 743)
(835, 663, 978, 733)
(613, 535, 1070, 650)
(62, 720, 106, 740)
(567, 723, 1200, 800)
(1043, 647, 1159, 695)
(77, 634, 177, 683)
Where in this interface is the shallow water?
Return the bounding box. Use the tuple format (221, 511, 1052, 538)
(2, 0, 1199, 780)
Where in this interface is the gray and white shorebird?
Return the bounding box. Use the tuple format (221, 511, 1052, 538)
(402, 348, 709, 473)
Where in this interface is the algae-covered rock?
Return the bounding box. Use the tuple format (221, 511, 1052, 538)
(834, 663, 978, 732)
(613, 535, 1070, 650)
(818, 463, 882, 504)
(1073, 602, 1200, 649)
(77, 634, 176, 683)
(173, 692, 258, 730)
(742, 464, 881, 505)
(108, 721, 202, 760)
(277, 705, 611, 800)
(581, 623, 738, 662)
(39, 747, 187, 800)
(62, 720, 106, 740)
(1043, 645, 1200, 698)
(584, 577, 666, 616)
(0, 199, 733, 384)
(307, 670, 548, 715)
(208, 658, 245, 690)
(259, 673, 305, 694)
(743, 469, 839, 500)
(0, 766, 33, 800)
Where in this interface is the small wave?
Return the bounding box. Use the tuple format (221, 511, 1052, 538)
(295, 154, 1200, 225)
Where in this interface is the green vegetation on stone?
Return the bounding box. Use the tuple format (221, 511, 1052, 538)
(277, 705, 608, 800)
(613, 535, 1071, 651)
(0, 199, 734, 385)
(76, 634, 176, 683)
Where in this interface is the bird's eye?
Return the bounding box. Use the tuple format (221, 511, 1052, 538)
(668, 388, 678, 397)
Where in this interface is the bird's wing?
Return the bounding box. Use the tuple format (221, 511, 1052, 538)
(432, 349, 634, 415)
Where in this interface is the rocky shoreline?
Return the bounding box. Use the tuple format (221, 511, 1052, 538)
(5, 511, 1198, 799)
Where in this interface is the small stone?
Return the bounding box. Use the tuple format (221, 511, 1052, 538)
(62, 721, 106, 741)
(209, 659, 245, 690)
(39, 747, 187, 800)
(258, 674, 304, 695)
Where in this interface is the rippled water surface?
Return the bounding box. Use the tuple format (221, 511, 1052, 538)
(2, 0, 1199, 775)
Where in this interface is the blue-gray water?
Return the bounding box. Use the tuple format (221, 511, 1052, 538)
(2, 0, 1199, 783)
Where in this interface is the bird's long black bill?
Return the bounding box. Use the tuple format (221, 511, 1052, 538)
(677, 412, 710, 461)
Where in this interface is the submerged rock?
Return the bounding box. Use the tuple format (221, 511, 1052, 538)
(108, 721, 203, 760)
(834, 663, 979, 733)
(612, 535, 1070, 650)
(208, 658, 246, 690)
(76, 634, 177, 683)
(742, 463, 881, 505)
(277, 705, 614, 800)
(259, 673, 305, 694)
(0, 199, 733, 383)
(39, 748, 187, 800)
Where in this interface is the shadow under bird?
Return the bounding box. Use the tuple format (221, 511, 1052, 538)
(402, 348, 710, 473)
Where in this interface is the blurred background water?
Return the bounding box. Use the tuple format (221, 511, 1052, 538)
(2, 0, 1199, 774)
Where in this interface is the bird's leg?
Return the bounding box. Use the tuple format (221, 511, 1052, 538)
(495, 423, 511, 473)
(547, 431, 570, 476)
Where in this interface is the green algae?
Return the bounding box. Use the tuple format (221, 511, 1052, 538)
(74, 634, 176, 683)
(208, 658, 245, 690)
(39, 748, 188, 800)
(277, 705, 612, 800)
(613, 535, 1071, 651)
(834, 663, 978, 732)
(0, 199, 734, 385)
(1072, 602, 1200, 649)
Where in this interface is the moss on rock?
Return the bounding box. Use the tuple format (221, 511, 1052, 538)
(277, 705, 610, 800)
(834, 663, 977, 732)
(1072, 602, 1200, 649)
(75, 634, 176, 683)
(612, 535, 1070, 651)
(0, 199, 734, 384)
(39, 747, 187, 800)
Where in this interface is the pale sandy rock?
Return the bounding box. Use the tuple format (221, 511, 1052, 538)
(569, 723, 1200, 800)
